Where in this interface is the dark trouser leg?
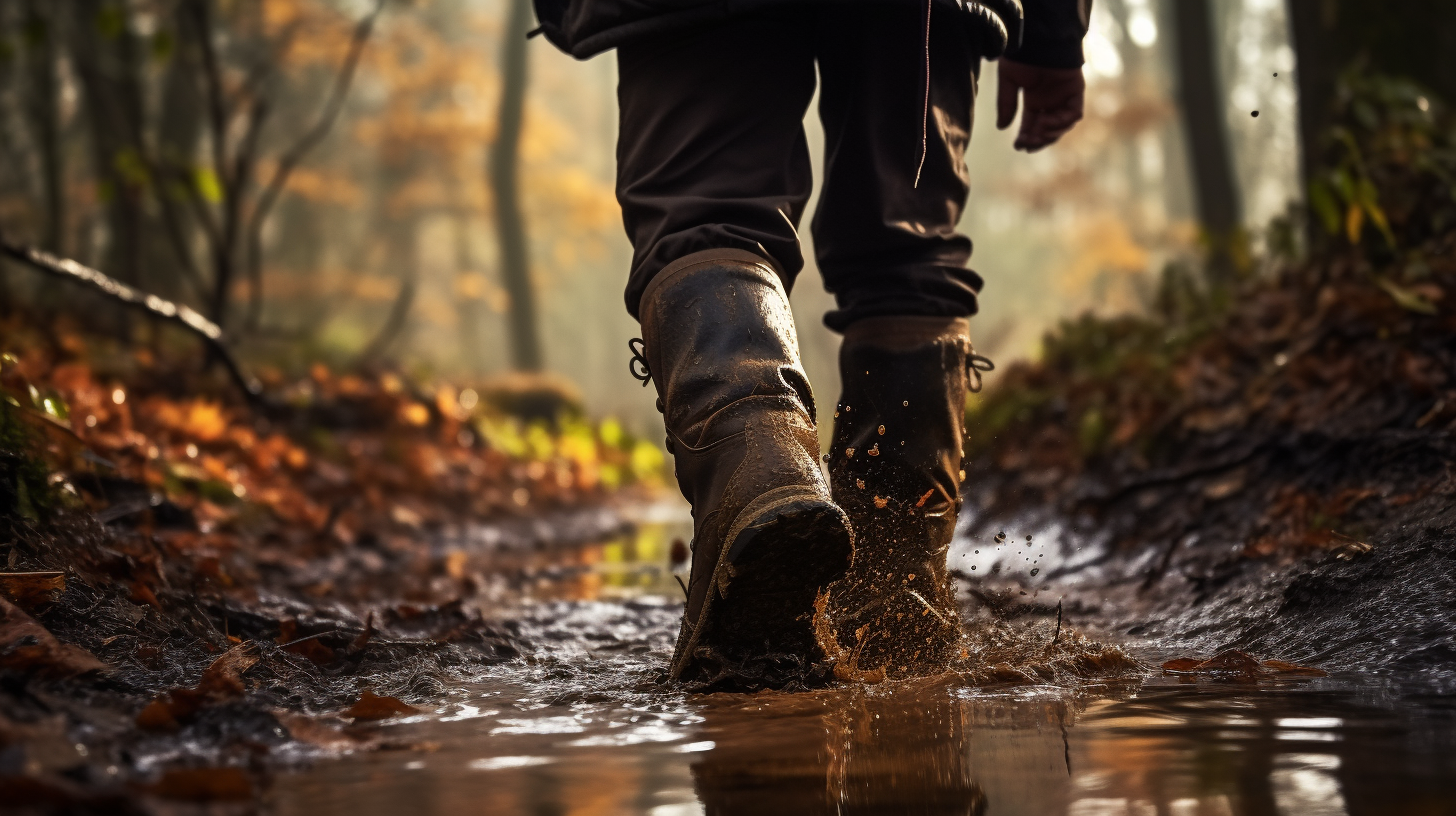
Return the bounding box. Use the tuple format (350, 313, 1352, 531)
(813, 3, 982, 331)
(615, 9, 817, 318)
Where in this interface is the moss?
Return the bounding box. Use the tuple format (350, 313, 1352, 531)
(0, 399, 55, 521)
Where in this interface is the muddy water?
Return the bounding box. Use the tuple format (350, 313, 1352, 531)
(270, 509, 1456, 815)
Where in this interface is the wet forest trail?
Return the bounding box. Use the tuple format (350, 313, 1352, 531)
(258, 499, 1456, 816)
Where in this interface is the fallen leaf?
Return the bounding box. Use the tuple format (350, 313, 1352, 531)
(1160, 658, 1202, 674)
(0, 571, 65, 611)
(344, 689, 420, 721)
(1261, 659, 1328, 677)
(275, 711, 376, 751)
(0, 597, 107, 677)
(1192, 649, 1264, 677)
(136, 643, 257, 731)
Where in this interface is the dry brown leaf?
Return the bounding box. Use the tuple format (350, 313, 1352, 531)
(1160, 658, 1202, 674)
(136, 643, 257, 731)
(0, 571, 66, 611)
(344, 689, 420, 721)
(0, 597, 107, 678)
(1261, 659, 1328, 677)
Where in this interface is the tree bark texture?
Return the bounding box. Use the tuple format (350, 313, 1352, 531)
(1286, 0, 1456, 192)
(1168, 0, 1242, 281)
(489, 0, 544, 372)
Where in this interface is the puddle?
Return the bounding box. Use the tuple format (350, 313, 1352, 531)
(268, 509, 1456, 814)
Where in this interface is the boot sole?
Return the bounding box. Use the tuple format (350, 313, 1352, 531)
(673, 486, 854, 687)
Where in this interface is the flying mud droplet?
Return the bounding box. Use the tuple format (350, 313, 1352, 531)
(846, 447, 856, 458)
(874, 496, 888, 509)
(856, 479, 865, 489)
(867, 444, 880, 456)
(902, 401, 909, 407)
(994, 531, 1007, 543)
(970, 565, 977, 570)
(1251, 110, 1260, 117)
(1031, 568, 1039, 576)
(877, 425, 885, 435)
(669, 539, 689, 567)
(1026, 535, 1032, 542)
(1273, 72, 1278, 76)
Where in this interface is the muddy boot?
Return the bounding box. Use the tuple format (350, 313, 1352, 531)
(634, 249, 855, 688)
(825, 316, 992, 678)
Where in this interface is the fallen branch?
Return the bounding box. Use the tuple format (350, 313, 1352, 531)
(0, 237, 263, 406)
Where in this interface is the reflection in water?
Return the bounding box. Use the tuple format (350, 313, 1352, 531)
(271, 516, 1456, 815)
(270, 674, 1456, 815)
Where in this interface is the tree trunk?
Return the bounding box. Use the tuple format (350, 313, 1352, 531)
(1168, 0, 1243, 284)
(1287, 0, 1456, 190)
(23, 0, 65, 254)
(489, 0, 543, 372)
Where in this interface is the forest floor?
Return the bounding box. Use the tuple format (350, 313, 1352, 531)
(4, 71, 1454, 816)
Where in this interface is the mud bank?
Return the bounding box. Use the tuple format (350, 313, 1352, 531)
(955, 457, 1456, 688)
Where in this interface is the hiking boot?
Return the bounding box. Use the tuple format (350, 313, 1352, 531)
(825, 316, 992, 678)
(634, 248, 855, 688)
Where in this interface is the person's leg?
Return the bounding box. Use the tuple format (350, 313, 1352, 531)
(617, 12, 854, 689)
(811, 2, 982, 331)
(616, 8, 817, 318)
(812, 5, 985, 678)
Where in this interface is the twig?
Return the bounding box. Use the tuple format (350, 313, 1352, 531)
(245, 0, 386, 330)
(0, 237, 263, 406)
(1051, 598, 1063, 645)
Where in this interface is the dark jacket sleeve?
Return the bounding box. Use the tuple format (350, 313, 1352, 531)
(1006, 0, 1091, 69)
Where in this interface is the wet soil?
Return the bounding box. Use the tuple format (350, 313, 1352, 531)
(5, 485, 1456, 814)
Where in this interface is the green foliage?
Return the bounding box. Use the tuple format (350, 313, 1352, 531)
(0, 400, 53, 522)
(1310, 69, 1456, 263)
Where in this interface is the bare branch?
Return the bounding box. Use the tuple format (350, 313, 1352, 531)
(244, 0, 386, 330)
(0, 236, 263, 406)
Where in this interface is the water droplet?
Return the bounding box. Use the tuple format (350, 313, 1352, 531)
(1251, 110, 1260, 117)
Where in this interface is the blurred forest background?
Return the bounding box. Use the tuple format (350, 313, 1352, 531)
(0, 0, 1450, 439)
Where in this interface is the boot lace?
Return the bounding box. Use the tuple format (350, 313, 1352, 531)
(628, 338, 652, 386)
(967, 351, 995, 393)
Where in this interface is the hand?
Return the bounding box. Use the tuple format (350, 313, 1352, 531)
(995, 59, 1086, 152)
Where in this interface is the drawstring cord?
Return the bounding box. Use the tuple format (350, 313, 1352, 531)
(913, 0, 932, 189)
(628, 338, 652, 386)
(967, 351, 994, 393)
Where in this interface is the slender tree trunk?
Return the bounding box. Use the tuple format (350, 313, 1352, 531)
(24, 0, 64, 254)
(453, 209, 485, 373)
(1168, 0, 1242, 284)
(489, 0, 543, 372)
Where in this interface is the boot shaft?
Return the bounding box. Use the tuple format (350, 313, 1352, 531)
(638, 248, 816, 449)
